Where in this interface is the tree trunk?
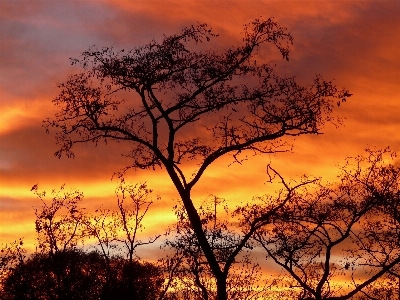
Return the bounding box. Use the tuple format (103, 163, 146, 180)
(216, 276, 227, 300)
(181, 193, 227, 300)
(166, 168, 228, 299)
(128, 251, 134, 297)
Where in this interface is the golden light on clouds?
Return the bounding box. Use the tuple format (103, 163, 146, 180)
(1, 1, 400, 295)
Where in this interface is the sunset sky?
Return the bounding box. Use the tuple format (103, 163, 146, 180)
(1, 0, 400, 261)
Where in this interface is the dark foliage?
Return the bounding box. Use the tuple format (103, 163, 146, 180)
(0, 249, 164, 300)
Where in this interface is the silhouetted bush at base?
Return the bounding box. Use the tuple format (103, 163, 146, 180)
(1, 249, 164, 300)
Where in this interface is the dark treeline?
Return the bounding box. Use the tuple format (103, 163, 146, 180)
(1, 249, 163, 300)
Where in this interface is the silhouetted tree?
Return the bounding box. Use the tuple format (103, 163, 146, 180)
(80, 182, 162, 296)
(32, 185, 87, 255)
(0, 239, 26, 292)
(243, 148, 400, 299)
(31, 185, 91, 298)
(46, 19, 349, 299)
(162, 196, 267, 299)
(110, 182, 160, 296)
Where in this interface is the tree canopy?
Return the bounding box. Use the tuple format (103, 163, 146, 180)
(45, 19, 351, 299)
(47, 19, 347, 176)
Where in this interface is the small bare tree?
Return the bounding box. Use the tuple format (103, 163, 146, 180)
(31, 185, 90, 298)
(246, 148, 400, 299)
(112, 182, 161, 295)
(32, 184, 87, 255)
